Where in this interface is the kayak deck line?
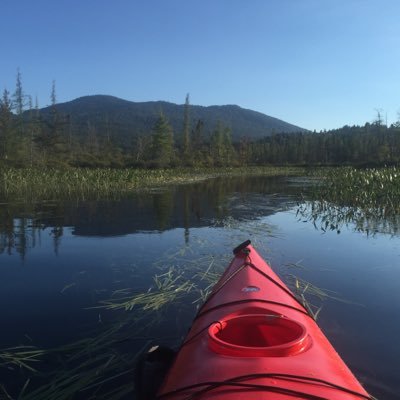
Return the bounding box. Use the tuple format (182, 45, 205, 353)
(198, 241, 309, 319)
(157, 373, 375, 400)
(195, 260, 311, 323)
(156, 240, 376, 400)
(193, 297, 311, 323)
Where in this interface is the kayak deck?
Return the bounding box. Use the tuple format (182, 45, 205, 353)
(157, 241, 373, 399)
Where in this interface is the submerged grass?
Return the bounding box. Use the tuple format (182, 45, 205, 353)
(1, 213, 350, 399)
(3, 313, 157, 400)
(0, 244, 226, 400)
(286, 263, 364, 321)
(1, 249, 344, 400)
(2, 165, 386, 398)
(0, 346, 44, 373)
(99, 269, 196, 312)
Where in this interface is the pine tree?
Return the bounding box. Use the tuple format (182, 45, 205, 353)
(35, 80, 69, 165)
(13, 68, 26, 140)
(210, 121, 235, 166)
(150, 112, 174, 167)
(27, 95, 35, 166)
(182, 93, 190, 159)
(191, 119, 205, 165)
(192, 119, 204, 149)
(0, 89, 13, 161)
(13, 68, 24, 117)
(50, 80, 59, 136)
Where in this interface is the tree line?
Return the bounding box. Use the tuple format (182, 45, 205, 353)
(1, 70, 400, 168)
(247, 120, 400, 166)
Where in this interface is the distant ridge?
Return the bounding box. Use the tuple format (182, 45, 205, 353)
(39, 95, 307, 143)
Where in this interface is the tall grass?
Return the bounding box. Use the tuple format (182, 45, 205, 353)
(300, 167, 400, 234)
(313, 166, 400, 214)
(0, 166, 305, 200)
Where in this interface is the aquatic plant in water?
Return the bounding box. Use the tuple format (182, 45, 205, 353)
(1, 256, 333, 399)
(0, 166, 305, 201)
(299, 167, 400, 235)
(0, 244, 227, 400)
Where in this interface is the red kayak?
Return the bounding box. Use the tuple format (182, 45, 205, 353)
(157, 240, 373, 399)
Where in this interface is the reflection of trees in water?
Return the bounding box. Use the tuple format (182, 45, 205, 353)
(0, 202, 66, 259)
(0, 218, 36, 259)
(0, 175, 300, 257)
(297, 200, 400, 236)
(153, 191, 174, 231)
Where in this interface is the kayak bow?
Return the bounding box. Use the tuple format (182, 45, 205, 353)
(157, 241, 373, 399)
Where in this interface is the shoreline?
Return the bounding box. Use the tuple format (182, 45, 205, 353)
(1, 166, 307, 200)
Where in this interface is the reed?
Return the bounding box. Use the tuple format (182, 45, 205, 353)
(288, 273, 363, 321)
(0, 166, 305, 200)
(312, 166, 400, 214)
(99, 269, 196, 312)
(0, 346, 44, 373)
(7, 315, 155, 400)
(299, 166, 400, 235)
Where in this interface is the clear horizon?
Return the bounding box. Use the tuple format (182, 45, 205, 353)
(1, 0, 400, 132)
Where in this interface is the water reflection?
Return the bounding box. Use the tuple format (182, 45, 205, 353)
(0, 176, 300, 258)
(1, 175, 399, 399)
(3, 174, 400, 261)
(297, 200, 400, 236)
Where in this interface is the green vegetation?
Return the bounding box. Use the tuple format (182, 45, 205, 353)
(298, 166, 400, 235)
(0, 346, 44, 372)
(314, 167, 400, 213)
(2, 69, 397, 399)
(251, 122, 400, 166)
(2, 70, 400, 169)
(288, 274, 361, 321)
(0, 166, 305, 200)
(1, 324, 145, 400)
(99, 269, 196, 312)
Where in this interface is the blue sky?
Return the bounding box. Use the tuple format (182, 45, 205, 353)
(1, 0, 399, 131)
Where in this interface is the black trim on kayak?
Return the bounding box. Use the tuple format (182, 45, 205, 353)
(196, 261, 249, 316)
(180, 299, 310, 349)
(232, 239, 251, 255)
(193, 298, 311, 323)
(197, 258, 311, 320)
(180, 321, 222, 349)
(156, 373, 376, 400)
(246, 260, 310, 314)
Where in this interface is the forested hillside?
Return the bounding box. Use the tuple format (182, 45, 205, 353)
(37, 95, 306, 144)
(1, 74, 400, 168)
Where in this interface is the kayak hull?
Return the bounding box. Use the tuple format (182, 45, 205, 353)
(157, 242, 371, 399)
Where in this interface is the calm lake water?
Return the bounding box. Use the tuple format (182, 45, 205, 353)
(1, 175, 399, 399)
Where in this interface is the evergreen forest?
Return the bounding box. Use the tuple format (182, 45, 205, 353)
(1, 72, 400, 169)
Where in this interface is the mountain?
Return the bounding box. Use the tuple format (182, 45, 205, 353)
(39, 95, 307, 144)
